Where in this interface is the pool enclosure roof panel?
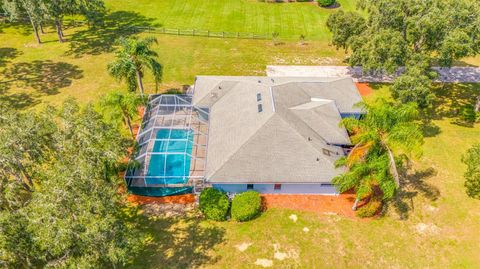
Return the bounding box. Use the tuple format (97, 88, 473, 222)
(125, 94, 209, 188)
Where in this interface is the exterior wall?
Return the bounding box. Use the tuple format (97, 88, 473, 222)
(212, 183, 338, 195)
(340, 113, 363, 120)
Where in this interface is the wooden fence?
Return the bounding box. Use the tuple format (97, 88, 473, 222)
(0, 14, 275, 40)
(129, 26, 273, 40)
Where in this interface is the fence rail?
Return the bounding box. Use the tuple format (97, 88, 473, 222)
(0, 13, 274, 40)
(130, 26, 273, 40)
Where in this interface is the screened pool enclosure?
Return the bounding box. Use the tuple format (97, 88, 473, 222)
(125, 94, 209, 196)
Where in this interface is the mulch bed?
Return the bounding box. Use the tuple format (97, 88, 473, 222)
(355, 82, 373, 97)
(261, 193, 366, 218)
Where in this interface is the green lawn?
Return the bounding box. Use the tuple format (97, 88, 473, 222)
(0, 21, 347, 110)
(105, 0, 358, 41)
(1, 1, 480, 267)
(131, 84, 480, 269)
(1, 0, 480, 110)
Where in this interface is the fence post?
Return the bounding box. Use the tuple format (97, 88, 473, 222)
(237, 32, 239, 38)
(222, 31, 225, 38)
(207, 30, 210, 37)
(193, 29, 195, 36)
(177, 29, 180, 35)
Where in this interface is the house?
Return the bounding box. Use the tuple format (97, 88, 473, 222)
(193, 76, 364, 195)
(125, 76, 364, 196)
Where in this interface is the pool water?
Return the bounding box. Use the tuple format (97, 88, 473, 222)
(146, 129, 193, 185)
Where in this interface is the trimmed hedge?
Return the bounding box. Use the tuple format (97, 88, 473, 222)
(199, 188, 230, 221)
(231, 191, 262, 222)
(317, 0, 335, 7)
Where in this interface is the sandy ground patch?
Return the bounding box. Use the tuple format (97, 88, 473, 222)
(289, 214, 298, 222)
(424, 205, 439, 212)
(415, 223, 440, 235)
(273, 244, 299, 261)
(235, 242, 252, 252)
(254, 259, 273, 267)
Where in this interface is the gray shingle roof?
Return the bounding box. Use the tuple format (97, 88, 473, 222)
(193, 76, 363, 183)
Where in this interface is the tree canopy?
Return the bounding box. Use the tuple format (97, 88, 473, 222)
(101, 90, 144, 139)
(333, 100, 423, 209)
(108, 36, 163, 96)
(462, 144, 480, 199)
(2, 0, 47, 43)
(326, 0, 480, 108)
(0, 99, 143, 268)
(1, 0, 105, 43)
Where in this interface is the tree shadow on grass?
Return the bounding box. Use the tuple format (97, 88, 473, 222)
(0, 89, 39, 110)
(131, 214, 225, 269)
(390, 166, 440, 220)
(2, 60, 83, 95)
(0, 47, 21, 67)
(0, 20, 33, 36)
(66, 11, 160, 57)
(426, 83, 480, 121)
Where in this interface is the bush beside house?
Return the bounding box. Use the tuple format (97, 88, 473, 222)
(231, 191, 262, 222)
(199, 188, 230, 221)
(317, 0, 336, 7)
(356, 197, 382, 218)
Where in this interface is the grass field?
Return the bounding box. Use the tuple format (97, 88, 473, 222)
(1, 1, 480, 268)
(0, 22, 347, 110)
(131, 84, 480, 269)
(104, 0, 358, 41)
(1, 0, 480, 110)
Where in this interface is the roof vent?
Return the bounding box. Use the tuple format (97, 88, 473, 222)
(257, 93, 262, 102)
(271, 78, 275, 83)
(257, 104, 263, 113)
(308, 137, 312, 141)
(218, 86, 222, 90)
(322, 149, 331, 156)
(258, 80, 262, 83)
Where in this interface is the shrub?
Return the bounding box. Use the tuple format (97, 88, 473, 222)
(356, 198, 382, 218)
(459, 104, 478, 124)
(199, 188, 230, 221)
(317, 0, 335, 7)
(231, 191, 262, 222)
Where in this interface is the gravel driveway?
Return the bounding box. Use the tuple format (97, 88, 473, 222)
(266, 65, 480, 83)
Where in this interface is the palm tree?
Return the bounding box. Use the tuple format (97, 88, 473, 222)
(108, 36, 162, 97)
(101, 91, 143, 139)
(334, 100, 423, 210)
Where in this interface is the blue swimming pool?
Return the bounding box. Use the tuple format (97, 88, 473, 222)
(146, 129, 193, 185)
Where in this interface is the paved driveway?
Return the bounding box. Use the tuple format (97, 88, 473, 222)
(266, 65, 480, 83)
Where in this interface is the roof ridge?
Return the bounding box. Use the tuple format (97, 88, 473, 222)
(309, 101, 351, 144)
(207, 114, 276, 180)
(273, 114, 336, 166)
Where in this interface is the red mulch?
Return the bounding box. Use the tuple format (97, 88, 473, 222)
(261, 193, 366, 218)
(355, 82, 373, 97)
(127, 194, 196, 205)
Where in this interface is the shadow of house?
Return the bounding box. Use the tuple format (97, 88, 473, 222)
(131, 216, 225, 269)
(3, 60, 83, 95)
(67, 11, 160, 57)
